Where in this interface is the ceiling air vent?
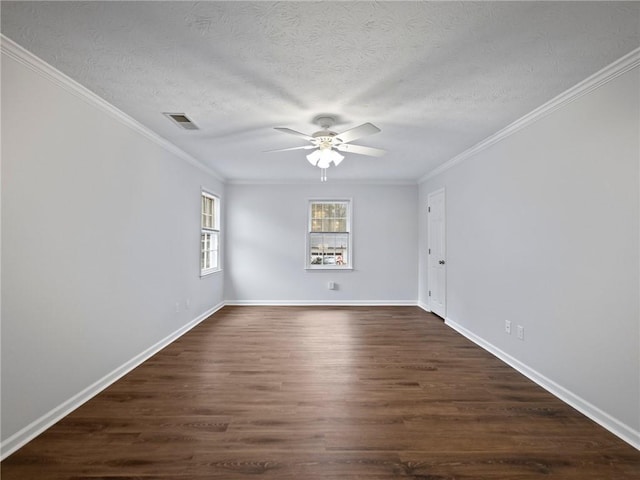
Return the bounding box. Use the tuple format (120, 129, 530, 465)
(163, 112, 199, 130)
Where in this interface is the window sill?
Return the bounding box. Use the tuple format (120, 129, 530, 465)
(305, 266, 353, 271)
(200, 268, 222, 278)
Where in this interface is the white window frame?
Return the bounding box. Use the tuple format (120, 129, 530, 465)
(306, 199, 353, 270)
(201, 190, 221, 276)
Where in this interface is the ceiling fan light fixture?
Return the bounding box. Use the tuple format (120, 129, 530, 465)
(306, 149, 322, 166)
(317, 156, 331, 169)
(307, 148, 344, 168)
(331, 150, 345, 166)
(317, 148, 333, 168)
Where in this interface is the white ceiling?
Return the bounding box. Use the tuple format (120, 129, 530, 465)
(2, 1, 639, 183)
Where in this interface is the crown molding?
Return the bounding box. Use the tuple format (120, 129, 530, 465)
(419, 46, 640, 184)
(0, 34, 226, 183)
(226, 178, 418, 186)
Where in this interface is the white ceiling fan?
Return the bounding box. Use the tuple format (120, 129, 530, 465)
(267, 116, 385, 181)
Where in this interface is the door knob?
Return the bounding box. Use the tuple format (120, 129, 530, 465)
(439, 260, 445, 265)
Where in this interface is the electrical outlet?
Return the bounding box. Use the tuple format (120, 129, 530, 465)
(517, 325, 524, 340)
(328, 281, 335, 290)
(185, 298, 191, 310)
(505, 320, 512, 334)
(175, 302, 180, 313)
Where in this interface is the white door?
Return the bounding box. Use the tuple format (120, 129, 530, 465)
(428, 189, 446, 318)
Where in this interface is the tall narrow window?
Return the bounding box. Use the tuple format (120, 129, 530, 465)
(201, 191, 220, 276)
(307, 200, 352, 269)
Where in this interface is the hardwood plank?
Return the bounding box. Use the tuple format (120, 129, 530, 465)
(2, 306, 638, 479)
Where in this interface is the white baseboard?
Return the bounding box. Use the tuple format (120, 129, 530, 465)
(224, 300, 418, 306)
(0, 302, 225, 460)
(417, 301, 431, 313)
(445, 317, 640, 451)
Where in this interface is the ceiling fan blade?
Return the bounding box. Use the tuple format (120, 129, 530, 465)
(264, 145, 316, 153)
(274, 127, 315, 141)
(335, 122, 381, 144)
(335, 144, 386, 157)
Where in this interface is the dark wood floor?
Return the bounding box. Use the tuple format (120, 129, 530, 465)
(2, 306, 639, 479)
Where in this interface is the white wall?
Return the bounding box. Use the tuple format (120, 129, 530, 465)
(1, 46, 224, 449)
(225, 183, 418, 304)
(419, 66, 640, 444)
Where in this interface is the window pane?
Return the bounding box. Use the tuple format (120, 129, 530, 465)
(202, 195, 218, 229)
(310, 234, 324, 252)
(202, 197, 208, 228)
(211, 198, 217, 229)
(201, 232, 208, 270)
(328, 218, 345, 232)
(326, 203, 334, 219)
(210, 232, 219, 269)
(334, 234, 348, 250)
(335, 234, 348, 264)
(308, 232, 349, 266)
(309, 233, 324, 264)
(201, 200, 207, 227)
(310, 202, 349, 232)
(327, 218, 335, 233)
(322, 234, 336, 264)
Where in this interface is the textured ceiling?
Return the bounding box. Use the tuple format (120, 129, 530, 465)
(2, 1, 639, 182)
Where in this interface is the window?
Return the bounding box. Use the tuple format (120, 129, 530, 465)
(201, 191, 220, 275)
(307, 200, 352, 269)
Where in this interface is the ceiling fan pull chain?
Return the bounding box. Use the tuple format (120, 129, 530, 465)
(321, 168, 327, 182)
